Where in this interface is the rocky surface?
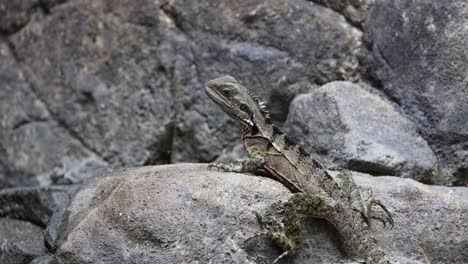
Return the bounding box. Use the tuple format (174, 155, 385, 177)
(0, 218, 46, 264)
(285, 81, 438, 182)
(0, 0, 364, 186)
(0, 0, 466, 185)
(0, 185, 75, 263)
(0, 40, 108, 187)
(51, 164, 467, 264)
(363, 0, 468, 185)
(0, 0, 67, 34)
(0, 0, 466, 262)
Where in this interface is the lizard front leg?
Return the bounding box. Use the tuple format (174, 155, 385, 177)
(208, 154, 265, 173)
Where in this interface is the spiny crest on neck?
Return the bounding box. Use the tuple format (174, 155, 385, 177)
(248, 91, 271, 121)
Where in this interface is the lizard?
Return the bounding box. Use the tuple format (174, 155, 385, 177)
(204, 75, 394, 264)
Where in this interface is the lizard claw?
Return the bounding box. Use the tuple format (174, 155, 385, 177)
(361, 189, 394, 229)
(245, 229, 293, 264)
(273, 250, 292, 263)
(249, 211, 299, 263)
(367, 199, 394, 229)
(335, 170, 393, 228)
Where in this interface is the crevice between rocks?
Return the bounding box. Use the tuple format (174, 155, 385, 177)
(12, 119, 49, 131)
(143, 122, 175, 166)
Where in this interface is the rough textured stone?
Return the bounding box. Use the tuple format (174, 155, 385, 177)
(0, 0, 67, 34)
(53, 164, 467, 264)
(0, 185, 73, 227)
(214, 143, 246, 164)
(285, 81, 437, 182)
(0, 186, 74, 263)
(0, 240, 37, 264)
(0, 41, 108, 187)
(334, 170, 468, 264)
(0, 0, 466, 188)
(0, 218, 45, 251)
(9, 2, 175, 167)
(362, 0, 468, 185)
(30, 255, 53, 264)
(308, 0, 371, 27)
(1, 0, 363, 187)
(0, 218, 46, 263)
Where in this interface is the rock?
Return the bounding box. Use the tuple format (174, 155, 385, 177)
(0, 185, 75, 227)
(1, 0, 466, 187)
(0, 240, 37, 264)
(214, 144, 246, 164)
(0, 218, 46, 264)
(362, 0, 468, 185)
(53, 164, 467, 263)
(53, 164, 292, 264)
(285, 81, 437, 182)
(0, 219, 43, 263)
(308, 0, 370, 27)
(0, 186, 75, 263)
(9, 2, 175, 168)
(0, 0, 67, 34)
(29, 255, 53, 264)
(331, 170, 468, 264)
(168, 0, 363, 162)
(0, 0, 365, 186)
(0, 41, 108, 188)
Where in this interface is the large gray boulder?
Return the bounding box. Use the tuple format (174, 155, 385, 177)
(53, 164, 467, 264)
(363, 0, 468, 185)
(285, 81, 438, 182)
(0, 0, 364, 186)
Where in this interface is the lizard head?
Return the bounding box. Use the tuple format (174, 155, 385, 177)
(205, 76, 269, 128)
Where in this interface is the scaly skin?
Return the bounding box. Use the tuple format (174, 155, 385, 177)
(205, 76, 393, 263)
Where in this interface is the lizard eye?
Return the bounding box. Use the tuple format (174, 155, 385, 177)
(221, 89, 231, 96)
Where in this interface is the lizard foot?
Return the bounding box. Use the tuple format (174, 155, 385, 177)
(207, 162, 231, 171)
(207, 155, 265, 173)
(250, 211, 300, 263)
(336, 170, 393, 228)
(360, 188, 394, 228)
(249, 193, 335, 263)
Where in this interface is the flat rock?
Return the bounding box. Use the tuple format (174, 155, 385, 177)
(53, 164, 467, 263)
(363, 0, 468, 185)
(285, 81, 437, 182)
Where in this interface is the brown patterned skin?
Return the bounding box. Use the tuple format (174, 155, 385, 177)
(205, 76, 393, 263)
